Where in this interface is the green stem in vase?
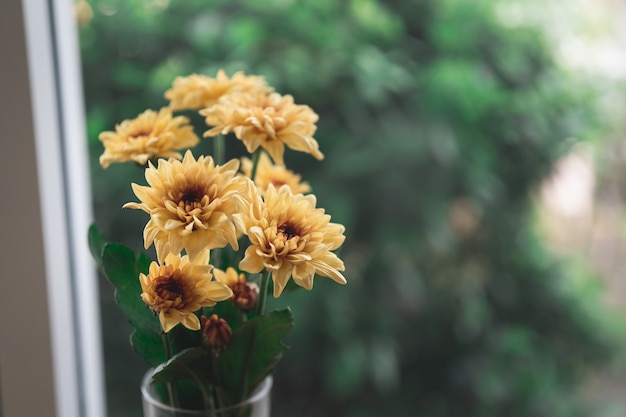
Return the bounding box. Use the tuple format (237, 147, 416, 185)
(161, 332, 179, 410)
(255, 270, 271, 316)
(210, 353, 225, 411)
(185, 365, 214, 413)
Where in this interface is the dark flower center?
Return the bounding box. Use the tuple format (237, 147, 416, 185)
(180, 186, 205, 205)
(130, 128, 153, 138)
(155, 275, 184, 300)
(278, 222, 300, 240)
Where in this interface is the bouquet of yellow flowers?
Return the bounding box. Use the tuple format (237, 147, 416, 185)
(89, 69, 346, 416)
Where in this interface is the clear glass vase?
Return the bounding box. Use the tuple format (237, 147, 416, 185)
(141, 369, 272, 417)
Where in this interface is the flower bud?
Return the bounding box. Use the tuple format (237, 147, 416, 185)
(201, 314, 232, 353)
(232, 282, 259, 312)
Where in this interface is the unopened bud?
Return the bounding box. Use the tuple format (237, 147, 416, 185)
(232, 282, 259, 312)
(201, 314, 232, 352)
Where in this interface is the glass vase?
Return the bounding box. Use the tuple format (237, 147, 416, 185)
(141, 369, 272, 417)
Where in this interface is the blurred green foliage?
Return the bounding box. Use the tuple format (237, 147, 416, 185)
(79, 0, 622, 416)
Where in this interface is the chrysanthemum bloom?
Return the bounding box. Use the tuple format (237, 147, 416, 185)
(202, 92, 324, 165)
(123, 150, 254, 262)
(241, 153, 311, 195)
(201, 314, 232, 353)
(99, 108, 199, 169)
(213, 267, 259, 311)
(234, 184, 346, 297)
(139, 253, 233, 333)
(164, 70, 273, 112)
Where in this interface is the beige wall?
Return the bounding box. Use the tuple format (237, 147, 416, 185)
(0, 0, 58, 416)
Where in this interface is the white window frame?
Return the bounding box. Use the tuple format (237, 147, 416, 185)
(0, 0, 105, 416)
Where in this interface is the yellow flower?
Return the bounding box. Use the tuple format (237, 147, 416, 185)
(213, 267, 259, 311)
(139, 253, 233, 333)
(98, 108, 199, 169)
(165, 70, 272, 111)
(213, 266, 247, 288)
(241, 153, 311, 195)
(202, 92, 324, 165)
(123, 150, 254, 262)
(234, 185, 346, 297)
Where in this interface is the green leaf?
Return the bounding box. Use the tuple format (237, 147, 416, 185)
(151, 347, 215, 385)
(136, 252, 153, 280)
(87, 223, 106, 271)
(88, 225, 165, 364)
(168, 321, 204, 353)
(132, 328, 167, 367)
(101, 243, 160, 333)
(148, 309, 294, 407)
(100, 243, 164, 364)
(150, 347, 217, 409)
(217, 308, 294, 401)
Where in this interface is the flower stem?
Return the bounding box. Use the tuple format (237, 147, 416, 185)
(250, 149, 262, 181)
(255, 270, 271, 316)
(185, 366, 214, 412)
(210, 353, 225, 410)
(214, 134, 225, 165)
(161, 332, 179, 410)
